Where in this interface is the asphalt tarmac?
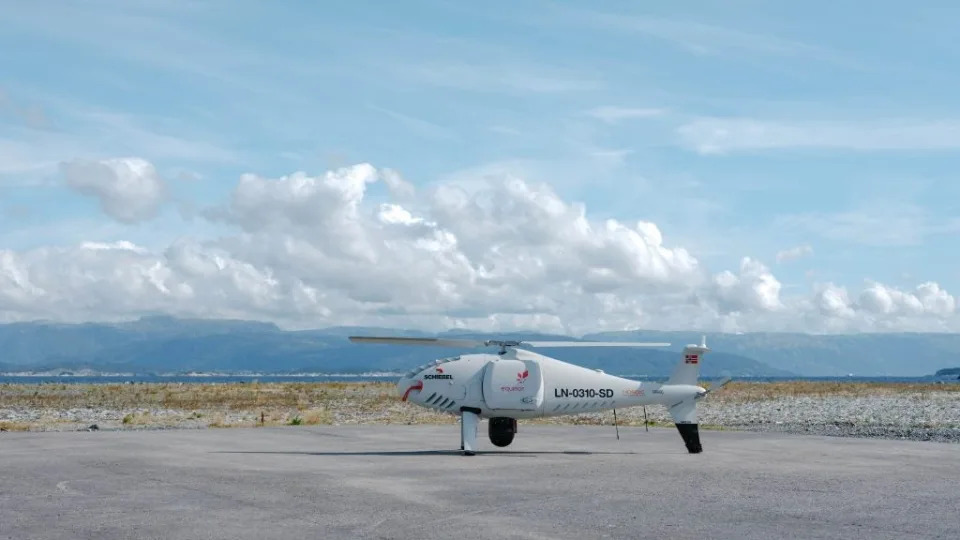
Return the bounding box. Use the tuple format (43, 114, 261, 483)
(2, 424, 958, 540)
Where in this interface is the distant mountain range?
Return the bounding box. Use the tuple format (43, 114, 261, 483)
(581, 329, 960, 377)
(1, 316, 957, 377)
(935, 367, 960, 378)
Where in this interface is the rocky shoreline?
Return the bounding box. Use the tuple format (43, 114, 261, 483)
(534, 391, 960, 443)
(2, 383, 958, 443)
(702, 393, 960, 443)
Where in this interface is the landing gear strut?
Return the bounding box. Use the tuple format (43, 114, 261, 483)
(488, 417, 517, 447)
(460, 407, 481, 455)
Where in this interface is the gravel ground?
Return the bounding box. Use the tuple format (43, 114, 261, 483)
(537, 392, 960, 443)
(703, 394, 960, 443)
(730, 422, 960, 442)
(3, 387, 958, 443)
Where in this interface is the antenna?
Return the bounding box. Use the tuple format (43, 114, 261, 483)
(643, 406, 649, 432)
(612, 407, 619, 440)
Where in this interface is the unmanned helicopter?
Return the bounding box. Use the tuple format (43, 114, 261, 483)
(348, 335, 730, 455)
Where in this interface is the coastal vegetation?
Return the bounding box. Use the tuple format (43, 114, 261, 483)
(2, 381, 958, 439)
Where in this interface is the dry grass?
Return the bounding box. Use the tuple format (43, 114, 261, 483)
(0, 420, 32, 431)
(0, 382, 452, 430)
(0, 381, 397, 409)
(0, 380, 955, 431)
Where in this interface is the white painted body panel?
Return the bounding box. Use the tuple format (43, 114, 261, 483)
(482, 357, 544, 410)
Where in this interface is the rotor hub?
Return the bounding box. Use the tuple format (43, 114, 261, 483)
(483, 340, 522, 355)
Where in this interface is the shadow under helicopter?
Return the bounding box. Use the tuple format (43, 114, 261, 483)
(212, 449, 638, 457)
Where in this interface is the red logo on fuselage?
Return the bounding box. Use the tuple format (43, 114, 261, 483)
(500, 370, 530, 392)
(402, 381, 423, 401)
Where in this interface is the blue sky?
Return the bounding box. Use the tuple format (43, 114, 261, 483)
(2, 0, 960, 333)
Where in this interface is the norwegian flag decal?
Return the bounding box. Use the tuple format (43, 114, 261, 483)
(684, 354, 699, 364)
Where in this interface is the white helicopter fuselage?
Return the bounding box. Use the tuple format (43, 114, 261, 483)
(351, 334, 718, 454)
(397, 346, 705, 420)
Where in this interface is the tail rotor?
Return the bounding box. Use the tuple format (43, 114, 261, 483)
(696, 376, 732, 400)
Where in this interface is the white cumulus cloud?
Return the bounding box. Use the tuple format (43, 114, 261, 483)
(812, 282, 855, 319)
(61, 157, 167, 223)
(708, 257, 783, 314)
(858, 281, 956, 317)
(3, 161, 959, 334)
(792, 280, 957, 333)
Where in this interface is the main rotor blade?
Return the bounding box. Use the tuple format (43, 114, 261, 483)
(523, 341, 671, 348)
(348, 336, 486, 348)
(349, 336, 671, 349)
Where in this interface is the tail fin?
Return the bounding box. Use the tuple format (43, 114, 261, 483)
(668, 400, 702, 453)
(667, 335, 709, 386)
(666, 336, 710, 454)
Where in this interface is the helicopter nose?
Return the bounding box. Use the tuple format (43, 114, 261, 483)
(396, 375, 411, 395)
(396, 376, 423, 401)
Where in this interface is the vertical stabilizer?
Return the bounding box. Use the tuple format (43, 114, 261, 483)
(667, 335, 709, 386)
(668, 398, 702, 453)
(665, 336, 709, 453)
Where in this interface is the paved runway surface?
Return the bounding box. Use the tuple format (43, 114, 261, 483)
(2, 424, 958, 539)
